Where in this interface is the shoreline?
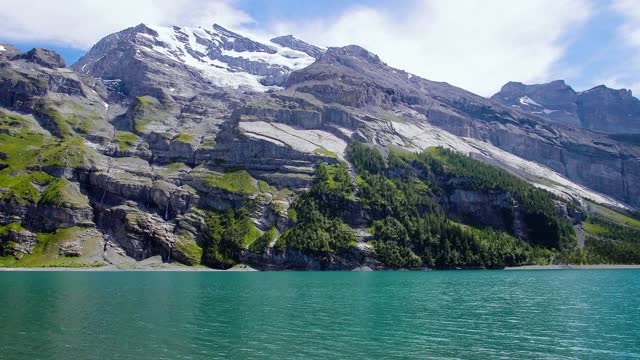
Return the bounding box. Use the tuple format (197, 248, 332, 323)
(1, 264, 640, 272)
(504, 264, 640, 270)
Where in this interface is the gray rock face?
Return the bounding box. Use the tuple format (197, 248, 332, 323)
(0, 227, 37, 259)
(270, 35, 324, 58)
(0, 42, 23, 59)
(245, 247, 378, 270)
(491, 80, 580, 126)
(577, 86, 640, 133)
(19, 48, 66, 69)
(1, 21, 639, 269)
(286, 46, 640, 207)
(492, 80, 640, 133)
(96, 204, 173, 260)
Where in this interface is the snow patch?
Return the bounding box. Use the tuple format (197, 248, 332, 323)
(0, 45, 5, 52)
(144, 24, 315, 92)
(145, 28, 268, 91)
(519, 96, 542, 107)
(222, 48, 314, 70)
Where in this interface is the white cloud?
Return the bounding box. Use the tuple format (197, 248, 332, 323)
(0, 0, 597, 96)
(609, 0, 640, 95)
(0, 0, 253, 49)
(614, 0, 640, 51)
(272, 0, 592, 96)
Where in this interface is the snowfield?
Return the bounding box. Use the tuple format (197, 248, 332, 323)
(144, 24, 315, 92)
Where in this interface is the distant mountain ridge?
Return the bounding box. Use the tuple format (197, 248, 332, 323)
(491, 80, 640, 134)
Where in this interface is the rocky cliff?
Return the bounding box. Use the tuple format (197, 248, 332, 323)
(491, 80, 640, 134)
(0, 23, 639, 269)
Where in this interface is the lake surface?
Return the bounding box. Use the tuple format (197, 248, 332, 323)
(0, 270, 638, 359)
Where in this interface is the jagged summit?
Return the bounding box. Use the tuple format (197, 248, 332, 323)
(270, 35, 324, 59)
(323, 45, 385, 66)
(581, 84, 634, 97)
(0, 42, 66, 69)
(18, 48, 66, 69)
(492, 80, 640, 133)
(0, 42, 23, 59)
(72, 23, 316, 92)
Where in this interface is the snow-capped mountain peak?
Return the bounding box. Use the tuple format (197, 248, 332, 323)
(73, 23, 318, 92)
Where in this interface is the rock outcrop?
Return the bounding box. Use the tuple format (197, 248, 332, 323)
(0, 22, 638, 269)
(492, 80, 640, 133)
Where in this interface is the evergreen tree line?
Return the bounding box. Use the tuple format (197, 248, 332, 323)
(584, 217, 640, 264)
(197, 143, 637, 269)
(201, 209, 254, 268)
(275, 163, 357, 263)
(347, 141, 571, 268)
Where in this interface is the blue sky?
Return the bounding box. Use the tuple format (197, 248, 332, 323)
(550, 1, 637, 92)
(7, 0, 392, 63)
(238, 0, 391, 23)
(2, 0, 640, 96)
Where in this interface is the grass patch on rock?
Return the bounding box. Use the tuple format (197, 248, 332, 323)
(203, 170, 258, 194)
(0, 227, 102, 268)
(242, 223, 262, 247)
(115, 131, 140, 151)
(174, 235, 203, 266)
(173, 132, 194, 143)
(39, 178, 90, 208)
(248, 227, 277, 253)
(587, 201, 640, 227)
(314, 148, 338, 159)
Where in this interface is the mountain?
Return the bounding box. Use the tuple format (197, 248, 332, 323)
(72, 23, 316, 93)
(1, 23, 639, 270)
(491, 80, 640, 134)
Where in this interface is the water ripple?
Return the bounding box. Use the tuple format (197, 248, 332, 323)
(0, 270, 638, 359)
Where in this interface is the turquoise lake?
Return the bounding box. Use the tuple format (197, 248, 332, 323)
(0, 270, 638, 359)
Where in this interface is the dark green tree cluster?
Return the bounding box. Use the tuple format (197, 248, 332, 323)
(249, 226, 278, 254)
(347, 141, 571, 269)
(276, 164, 357, 262)
(585, 238, 640, 264)
(201, 209, 254, 269)
(584, 217, 640, 264)
(371, 213, 535, 269)
(415, 147, 576, 251)
(310, 163, 355, 219)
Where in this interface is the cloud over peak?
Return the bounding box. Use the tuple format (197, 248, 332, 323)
(274, 0, 592, 95)
(0, 0, 253, 49)
(0, 0, 611, 96)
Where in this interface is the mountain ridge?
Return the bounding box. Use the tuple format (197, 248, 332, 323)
(491, 80, 640, 133)
(72, 23, 317, 93)
(0, 22, 639, 269)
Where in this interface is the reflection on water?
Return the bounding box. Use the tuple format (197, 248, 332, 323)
(0, 270, 638, 359)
